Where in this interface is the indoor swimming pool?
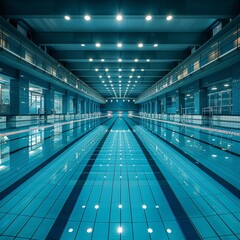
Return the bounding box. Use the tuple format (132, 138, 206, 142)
(0, 116, 240, 240)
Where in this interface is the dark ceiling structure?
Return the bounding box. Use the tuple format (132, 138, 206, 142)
(1, 0, 240, 99)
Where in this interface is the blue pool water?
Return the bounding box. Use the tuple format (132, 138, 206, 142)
(0, 117, 239, 239)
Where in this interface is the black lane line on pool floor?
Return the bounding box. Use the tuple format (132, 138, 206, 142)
(46, 118, 117, 240)
(0, 119, 110, 201)
(123, 118, 201, 240)
(131, 118, 240, 199)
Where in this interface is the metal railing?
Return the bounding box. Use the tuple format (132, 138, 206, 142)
(181, 107, 195, 115)
(136, 17, 240, 104)
(208, 105, 232, 115)
(0, 18, 105, 104)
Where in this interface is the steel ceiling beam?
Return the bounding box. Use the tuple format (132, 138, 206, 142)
(1, 0, 239, 18)
(65, 62, 177, 70)
(53, 50, 187, 61)
(34, 32, 206, 45)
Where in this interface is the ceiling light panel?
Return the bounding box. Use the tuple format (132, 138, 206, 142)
(145, 15, 152, 21)
(117, 43, 123, 48)
(84, 15, 91, 21)
(166, 15, 173, 21)
(116, 14, 123, 21)
(64, 15, 71, 21)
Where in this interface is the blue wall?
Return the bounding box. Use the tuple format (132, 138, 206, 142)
(101, 100, 139, 113)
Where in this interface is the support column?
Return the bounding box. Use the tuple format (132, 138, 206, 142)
(73, 96, 77, 114)
(62, 92, 68, 114)
(84, 100, 87, 114)
(232, 79, 240, 115)
(154, 99, 158, 114)
(88, 100, 91, 114)
(157, 99, 161, 114)
(175, 91, 180, 114)
(146, 102, 149, 115)
(44, 85, 54, 115)
(163, 95, 167, 114)
(76, 96, 81, 114)
(198, 88, 208, 115)
(149, 101, 152, 115)
(179, 92, 185, 114)
(80, 99, 84, 115)
(10, 72, 29, 115)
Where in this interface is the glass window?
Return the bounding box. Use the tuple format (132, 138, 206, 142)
(54, 92, 63, 114)
(29, 89, 44, 114)
(0, 75, 10, 114)
(208, 89, 232, 114)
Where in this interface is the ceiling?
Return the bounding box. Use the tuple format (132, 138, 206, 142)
(1, 0, 240, 99)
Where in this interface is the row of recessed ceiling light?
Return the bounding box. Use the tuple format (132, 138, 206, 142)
(97, 68, 144, 72)
(101, 75, 140, 79)
(89, 58, 151, 62)
(64, 14, 173, 22)
(96, 68, 142, 72)
(81, 43, 159, 48)
(104, 81, 136, 89)
(102, 80, 138, 83)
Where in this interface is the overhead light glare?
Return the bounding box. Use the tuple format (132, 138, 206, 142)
(117, 227, 123, 233)
(166, 15, 173, 21)
(118, 58, 122, 62)
(87, 228, 93, 233)
(96, 42, 101, 48)
(138, 43, 143, 48)
(89, 58, 93, 62)
(154, 43, 158, 47)
(145, 15, 152, 21)
(64, 15, 71, 21)
(84, 15, 91, 21)
(117, 42, 123, 48)
(134, 59, 138, 62)
(116, 14, 123, 21)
